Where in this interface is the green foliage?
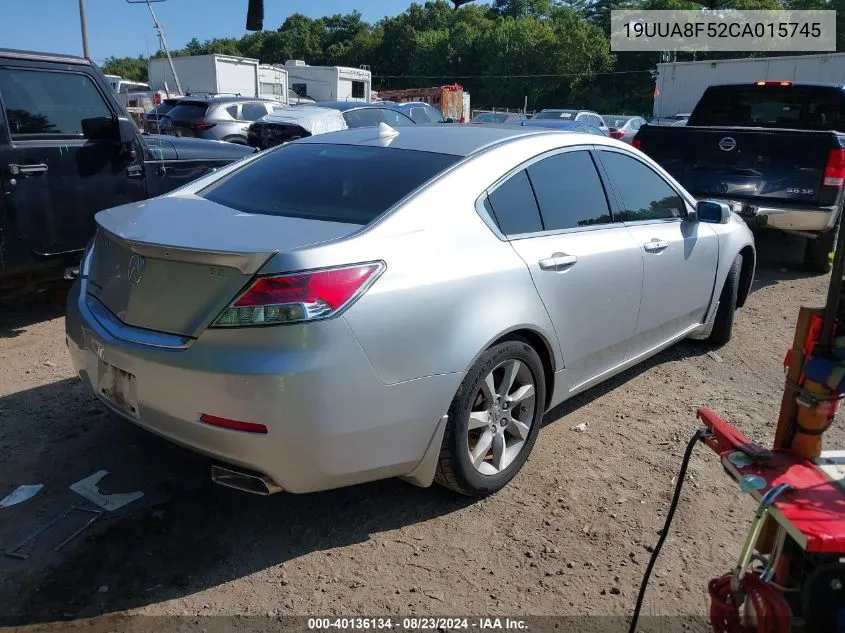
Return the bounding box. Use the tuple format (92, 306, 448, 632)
(102, 0, 821, 115)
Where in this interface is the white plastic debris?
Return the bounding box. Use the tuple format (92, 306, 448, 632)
(571, 422, 588, 432)
(70, 470, 143, 512)
(0, 484, 44, 508)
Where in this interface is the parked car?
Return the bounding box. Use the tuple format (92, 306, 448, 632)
(0, 48, 256, 298)
(532, 109, 609, 135)
(603, 115, 648, 143)
(141, 98, 181, 134)
(633, 82, 845, 272)
(68, 125, 755, 498)
(157, 95, 280, 144)
(385, 101, 453, 124)
(471, 112, 527, 124)
(247, 102, 415, 150)
(670, 117, 689, 127)
(514, 119, 608, 136)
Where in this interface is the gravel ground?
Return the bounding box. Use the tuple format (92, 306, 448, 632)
(1, 230, 842, 630)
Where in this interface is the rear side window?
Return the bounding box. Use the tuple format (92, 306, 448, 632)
(241, 102, 269, 121)
(424, 105, 446, 123)
(225, 105, 239, 118)
(599, 151, 685, 222)
(527, 151, 613, 230)
(0, 68, 112, 138)
(200, 143, 459, 225)
(165, 102, 209, 121)
(407, 107, 429, 124)
(485, 170, 543, 235)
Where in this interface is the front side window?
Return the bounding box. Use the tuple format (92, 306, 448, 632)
(527, 151, 613, 230)
(599, 151, 685, 222)
(407, 107, 429, 124)
(485, 170, 543, 236)
(424, 105, 446, 123)
(380, 108, 414, 127)
(343, 108, 383, 128)
(0, 68, 112, 138)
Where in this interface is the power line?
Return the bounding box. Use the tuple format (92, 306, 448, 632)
(372, 70, 654, 79)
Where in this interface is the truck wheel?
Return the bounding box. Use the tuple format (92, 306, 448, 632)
(435, 340, 545, 497)
(708, 254, 742, 347)
(804, 228, 837, 274)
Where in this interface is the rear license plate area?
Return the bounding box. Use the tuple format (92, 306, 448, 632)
(98, 360, 139, 418)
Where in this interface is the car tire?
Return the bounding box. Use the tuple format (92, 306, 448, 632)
(435, 339, 546, 497)
(708, 254, 742, 347)
(804, 226, 837, 274)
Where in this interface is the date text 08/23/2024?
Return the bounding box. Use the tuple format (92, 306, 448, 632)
(307, 617, 528, 631)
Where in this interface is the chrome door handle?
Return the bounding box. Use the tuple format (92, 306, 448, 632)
(8, 163, 48, 176)
(538, 253, 578, 270)
(643, 239, 669, 252)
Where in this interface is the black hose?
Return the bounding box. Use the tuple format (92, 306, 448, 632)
(628, 428, 708, 633)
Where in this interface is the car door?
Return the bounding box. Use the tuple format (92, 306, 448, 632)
(596, 148, 719, 349)
(0, 63, 146, 258)
(491, 148, 645, 392)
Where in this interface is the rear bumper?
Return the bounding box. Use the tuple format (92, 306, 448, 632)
(710, 198, 840, 233)
(65, 278, 460, 493)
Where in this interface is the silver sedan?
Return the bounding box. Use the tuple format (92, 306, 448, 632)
(66, 124, 755, 497)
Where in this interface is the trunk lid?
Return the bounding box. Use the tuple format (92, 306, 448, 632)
(637, 126, 837, 206)
(87, 195, 362, 337)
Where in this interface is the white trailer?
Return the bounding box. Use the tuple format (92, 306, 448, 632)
(282, 60, 371, 103)
(258, 65, 288, 103)
(148, 54, 261, 98)
(654, 53, 845, 119)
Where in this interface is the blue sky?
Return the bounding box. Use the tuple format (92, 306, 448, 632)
(1, 1, 470, 63)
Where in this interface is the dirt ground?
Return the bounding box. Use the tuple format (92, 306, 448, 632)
(1, 230, 843, 630)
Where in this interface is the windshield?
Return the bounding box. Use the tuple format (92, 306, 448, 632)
(472, 113, 507, 123)
(533, 109, 578, 120)
(200, 143, 460, 225)
(605, 116, 632, 128)
(163, 102, 209, 122)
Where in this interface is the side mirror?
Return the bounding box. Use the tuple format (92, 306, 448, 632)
(81, 116, 118, 141)
(117, 116, 139, 144)
(696, 200, 731, 224)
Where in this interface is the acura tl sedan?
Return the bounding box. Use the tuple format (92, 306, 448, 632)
(67, 124, 755, 498)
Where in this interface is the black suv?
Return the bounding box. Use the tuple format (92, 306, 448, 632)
(0, 48, 256, 297)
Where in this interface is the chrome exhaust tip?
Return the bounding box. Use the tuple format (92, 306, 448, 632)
(210, 464, 282, 496)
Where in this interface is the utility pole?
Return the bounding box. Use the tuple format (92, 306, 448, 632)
(127, 0, 183, 95)
(78, 0, 91, 59)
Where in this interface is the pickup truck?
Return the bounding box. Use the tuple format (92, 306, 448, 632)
(633, 82, 845, 272)
(0, 48, 256, 298)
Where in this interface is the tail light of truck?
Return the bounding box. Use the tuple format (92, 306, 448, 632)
(211, 262, 385, 327)
(632, 136, 642, 150)
(824, 149, 845, 187)
(754, 81, 792, 87)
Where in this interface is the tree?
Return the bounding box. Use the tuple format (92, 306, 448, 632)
(101, 55, 149, 82)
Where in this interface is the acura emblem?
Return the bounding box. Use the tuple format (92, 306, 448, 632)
(127, 255, 146, 284)
(719, 136, 737, 152)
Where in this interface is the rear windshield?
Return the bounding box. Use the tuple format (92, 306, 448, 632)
(605, 116, 631, 128)
(689, 85, 845, 130)
(199, 143, 460, 225)
(164, 102, 209, 121)
(472, 113, 507, 123)
(533, 110, 578, 120)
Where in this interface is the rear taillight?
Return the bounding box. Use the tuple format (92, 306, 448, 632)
(609, 129, 625, 140)
(154, 93, 162, 105)
(824, 149, 845, 187)
(754, 80, 792, 87)
(632, 136, 642, 150)
(211, 262, 384, 327)
(200, 414, 267, 434)
(193, 122, 217, 131)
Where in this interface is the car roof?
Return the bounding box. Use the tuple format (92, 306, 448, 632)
(0, 47, 89, 65)
(178, 95, 271, 104)
(296, 123, 585, 157)
(311, 101, 398, 112)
